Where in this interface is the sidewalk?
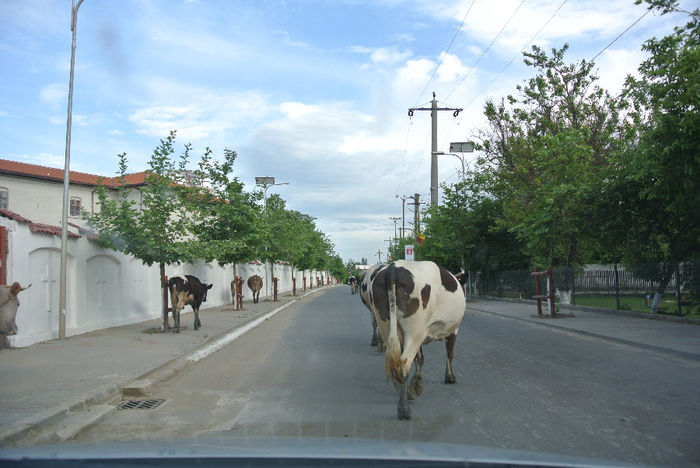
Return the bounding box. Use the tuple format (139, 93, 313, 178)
(0, 287, 330, 446)
(466, 298, 700, 361)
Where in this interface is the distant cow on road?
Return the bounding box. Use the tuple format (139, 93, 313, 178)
(0, 282, 31, 347)
(348, 276, 359, 294)
(168, 275, 212, 333)
(247, 275, 263, 303)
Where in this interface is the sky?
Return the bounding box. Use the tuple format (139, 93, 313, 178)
(0, 0, 695, 265)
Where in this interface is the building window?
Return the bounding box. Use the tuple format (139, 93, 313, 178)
(0, 189, 7, 210)
(70, 198, 81, 217)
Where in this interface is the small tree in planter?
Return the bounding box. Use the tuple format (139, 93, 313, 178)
(84, 131, 206, 331)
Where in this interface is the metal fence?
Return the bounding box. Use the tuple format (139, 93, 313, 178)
(477, 262, 699, 315)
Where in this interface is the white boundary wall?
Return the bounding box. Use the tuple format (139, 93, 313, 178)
(1, 215, 332, 348)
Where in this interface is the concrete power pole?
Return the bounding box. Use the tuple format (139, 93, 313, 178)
(408, 193, 424, 237)
(408, 92, 462, 206)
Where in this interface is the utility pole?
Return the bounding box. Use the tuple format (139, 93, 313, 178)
(396, 195, 407, 239)
(389, 216, 401, 240)
(407, 193, 424, 237)
(385, 238, 394, 261)
(376, 249, 383, 263)
(408, 92, 462, 206)
(59, 0, 86, 340)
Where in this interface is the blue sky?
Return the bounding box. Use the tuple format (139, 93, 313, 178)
(0, 0, 694, 264)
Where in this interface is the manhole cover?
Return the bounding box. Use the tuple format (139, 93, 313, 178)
(118, 399, 165, 410)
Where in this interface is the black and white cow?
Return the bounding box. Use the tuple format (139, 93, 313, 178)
(359, 264, 386, 352)
(366, 260, 466, 420)
(168, 275, 213, 333)
(348, 276, 359, 294)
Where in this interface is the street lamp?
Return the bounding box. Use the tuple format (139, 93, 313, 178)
(433, 142, 474, 182)
(255, 176, 289, 300)
(255, 176, 289, 211)
(59, 0, 85, 340)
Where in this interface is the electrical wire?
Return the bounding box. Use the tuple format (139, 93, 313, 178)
(412, 0, 477, 108)
(440, 0, 568, 148)
(590, 9, 651, 62)
(444, 0, 526, 102)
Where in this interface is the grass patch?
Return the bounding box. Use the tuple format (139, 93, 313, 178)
(574, 295, 700, 318)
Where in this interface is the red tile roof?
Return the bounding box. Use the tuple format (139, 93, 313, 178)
(0, 158, 147, 187)
(0, 209, 81, 239)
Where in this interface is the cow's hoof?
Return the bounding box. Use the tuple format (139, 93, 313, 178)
(377, 343, 386, 353)
(370, 338, 377, 346)
(397, 407, 412, 420)
(444, 373, 457, 384)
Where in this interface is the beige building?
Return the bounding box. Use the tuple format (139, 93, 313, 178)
(0, 158, 146, 228)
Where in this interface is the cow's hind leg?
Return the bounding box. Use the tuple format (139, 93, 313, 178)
(193, 306, 201, 330)
(370, 314, 379, 346)
(444, 332, 458, 384)
(408, 346, 424, 399)
(397, 379, 411, 420)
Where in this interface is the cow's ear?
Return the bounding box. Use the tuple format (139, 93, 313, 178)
(206, 283, 213, 290)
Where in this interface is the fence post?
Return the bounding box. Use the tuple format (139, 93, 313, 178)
(273, 277, 278, 302)
(614, 264, 620, 310)
(676, 263, 682, 316)
(292, 276, 296, 296)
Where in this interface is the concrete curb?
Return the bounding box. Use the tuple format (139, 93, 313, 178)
(0, 287, 329, 446)
(477, 296, 700, 325)
(467, 303, 700, 362)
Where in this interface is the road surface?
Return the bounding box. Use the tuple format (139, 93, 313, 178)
(74, 287, 700, 466)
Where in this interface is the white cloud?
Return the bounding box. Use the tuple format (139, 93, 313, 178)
(280, 102, 320, 119)
(128, 85, 272, 141)
(347, 45, 412, 65)
(39, 83, 66, 108)
(22, 152, 64, 168)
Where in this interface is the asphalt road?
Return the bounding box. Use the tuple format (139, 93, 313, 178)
(74, 287, 700, 466)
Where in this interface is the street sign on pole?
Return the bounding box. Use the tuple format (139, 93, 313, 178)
(405, 244, 415, 261)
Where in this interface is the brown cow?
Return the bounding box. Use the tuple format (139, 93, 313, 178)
(0, 282, 32, 347)
(247, 275, 263, 303)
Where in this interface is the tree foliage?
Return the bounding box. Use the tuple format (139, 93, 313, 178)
(85, 131, 203, 267)
(478, 44, 623, 267)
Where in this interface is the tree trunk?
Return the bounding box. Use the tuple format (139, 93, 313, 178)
(160, 262, 168, 332)
(650, 262, 675, 314)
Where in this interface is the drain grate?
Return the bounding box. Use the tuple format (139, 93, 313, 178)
(118, 399, 165, 410)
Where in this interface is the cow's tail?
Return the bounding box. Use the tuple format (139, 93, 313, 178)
(385, 278, 404, 385)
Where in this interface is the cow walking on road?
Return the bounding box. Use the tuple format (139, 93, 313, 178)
(367, 260, 466, 420)
(359, 264, 386, 351)
(247, 275, 263, 303)
(168, 275, 212, 333)
(348, 276, 359, 295)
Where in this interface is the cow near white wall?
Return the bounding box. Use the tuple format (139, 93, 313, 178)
(0, 282, 31, 348)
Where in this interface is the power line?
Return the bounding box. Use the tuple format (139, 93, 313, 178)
(440, 0, 569, 148)
(590, 9, 651, 62)
(413, 0, 477, 108)
(444, 0, 526, 102)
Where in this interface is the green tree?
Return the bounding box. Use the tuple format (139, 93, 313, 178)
(420, 171, 529, 278)
(478, 44, 623, 270)
(84, 131, 204, 331)
(598, 2, 699, 311)
(189, 148, 263, 276)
